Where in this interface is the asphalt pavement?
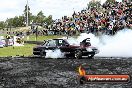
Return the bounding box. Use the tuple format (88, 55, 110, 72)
(0, 57, 132, 88)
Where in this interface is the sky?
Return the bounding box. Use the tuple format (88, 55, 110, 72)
(0, 0, 121, 21)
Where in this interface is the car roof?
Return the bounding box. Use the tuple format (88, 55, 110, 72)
(47, 38, 65, 41)
(45, 38, 69, 43)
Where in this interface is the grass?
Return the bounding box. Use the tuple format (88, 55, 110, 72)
(24, 35, 64, 41)
(0, 27, 66, 57)
(0, 44, 36, 57)
(0, 34, 64, 41)
(0, 35, 65, 57)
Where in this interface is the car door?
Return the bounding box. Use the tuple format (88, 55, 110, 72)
(45, 40, 57, 50)
(57, 39, 73, 52)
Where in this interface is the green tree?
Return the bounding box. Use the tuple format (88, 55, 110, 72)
(35, 11, 45, 25)
(12, 16, 19, 27)
(106, 0, 115, 3)
(44, 15, 53, 26)
(30, 15, 36, 23)
(18, 16, 25, 27)
(0, 21, 6, 29)
(7, 16, 25, 27)
(87, 1, 101, 9)
(6, 18, 13, 27)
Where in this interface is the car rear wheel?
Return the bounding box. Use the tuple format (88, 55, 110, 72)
(74, 50, 82, 59)
(40, 50, 46, 58)
(88, 54, 94, 59)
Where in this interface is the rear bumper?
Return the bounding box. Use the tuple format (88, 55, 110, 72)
(82, 51, 95, 56)
(33, 51, 41, 55)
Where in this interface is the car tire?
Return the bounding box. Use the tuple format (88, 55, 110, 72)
(40, 50, 46, 58)
(74, 50, 82, 59)
(88, 54, 94, 59)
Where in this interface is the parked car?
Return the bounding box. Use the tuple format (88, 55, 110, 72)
(0, 39, 5, 48)
(33, 38, 99, 59)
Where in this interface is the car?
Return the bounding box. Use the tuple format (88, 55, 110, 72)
(0, 39, 6, 48)
(0, 39, 14, 47)
(33, 38, 99, 59)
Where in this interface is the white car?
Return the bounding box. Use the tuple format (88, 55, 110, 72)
(0, 39, 5, 48)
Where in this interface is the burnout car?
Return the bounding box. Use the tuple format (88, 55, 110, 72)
(33, 38, 99, 59)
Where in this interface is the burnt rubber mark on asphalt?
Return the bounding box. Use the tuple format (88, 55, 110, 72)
(0, 57, 132, 88)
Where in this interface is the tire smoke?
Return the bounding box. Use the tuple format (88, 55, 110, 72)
(45, 29, 132, 58)
(67, 29, 132, 57)
(45, 49, 64, 58)
(96, 29, 132, 57)
(75, 29, 132, 57)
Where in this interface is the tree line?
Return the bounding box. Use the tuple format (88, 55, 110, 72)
(0, 0, 129, 30)
(0, 4, 53, 30)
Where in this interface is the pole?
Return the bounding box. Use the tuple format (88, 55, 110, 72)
(35, 26, 38, 41)
(26, 0, 29, 27)
(26, 0, 29, 41)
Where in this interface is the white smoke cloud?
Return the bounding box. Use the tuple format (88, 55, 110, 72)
(96, 29, 132, 57)
(45, 49, 64, 58)
(45, 29, 132, 58)
(100, 0, 107, 5)
(74, 29, 132, 57)
(77, 33, 100, 47)
(116, 0, 122, 2)
(66, 33, 100, 46)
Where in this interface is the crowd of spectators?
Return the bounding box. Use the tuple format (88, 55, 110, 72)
(39, 1, 131, 36)
(2, 1, 131, 36)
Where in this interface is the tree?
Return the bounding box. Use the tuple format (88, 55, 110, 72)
(12, 16, 19, 27)
(6, 18, 13, 27)
(6, 16, 25, 27)
(106, 0, 115, 3)
(18, 16, 25, 27)
(0, 21, 6, 30)
(3, 5, 53, 28)
(87, 1, 101, 9)
(44, 15, 53, 26)
(34, 11, 45, 25)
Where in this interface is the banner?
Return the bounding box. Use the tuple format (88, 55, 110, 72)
(13, 36, 24, 46)
(0, 36, 24, 47)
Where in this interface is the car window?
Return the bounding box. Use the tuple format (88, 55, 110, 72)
(42, 41, 48, 46)
(58, 40, 69, 46)
(47, 40, 56, 46)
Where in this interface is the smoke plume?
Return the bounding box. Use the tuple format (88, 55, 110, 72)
(45, 29, 132, 58)
(45, 49, 64, 58)
(96, 29, 132, 57)
(67, 29, 132, 57)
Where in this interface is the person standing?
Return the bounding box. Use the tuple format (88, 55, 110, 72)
(5, 34, 10, 47)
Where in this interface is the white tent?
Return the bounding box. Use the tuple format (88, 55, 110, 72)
(13, 36, 24, 46)
(0, 36, 5, 47)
